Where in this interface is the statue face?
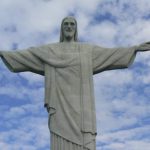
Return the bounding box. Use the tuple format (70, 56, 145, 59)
(62, 18, 76, 41)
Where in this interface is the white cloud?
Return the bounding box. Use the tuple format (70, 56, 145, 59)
(97, 125, 150, 150)
(94, 70, 133, 87)
(19, 72, 44, 85)
(0, 115, 49, 150)
(0, 84, 44, 101)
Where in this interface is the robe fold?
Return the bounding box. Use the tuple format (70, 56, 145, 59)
(1, 42, 137, 150)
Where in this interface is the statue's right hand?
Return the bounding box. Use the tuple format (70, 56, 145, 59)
(46, 106, 50, 113)
(44, 103, 50, 113)
(136, 42, 150, 52)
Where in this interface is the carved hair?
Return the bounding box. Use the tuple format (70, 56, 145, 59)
(60, 16, 78, 42)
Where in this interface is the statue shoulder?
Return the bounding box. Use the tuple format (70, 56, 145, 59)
(79, 42, 96, 50)
(31, 43, 60, 52)
(43, 42, 59, 48)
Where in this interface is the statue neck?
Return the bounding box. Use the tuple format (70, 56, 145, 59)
(63, 36, 75, 43)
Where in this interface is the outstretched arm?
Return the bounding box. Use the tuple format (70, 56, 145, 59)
(0, 48, 44, 75)
(92, 45, 137, 74)
(92, 42, 150, 74)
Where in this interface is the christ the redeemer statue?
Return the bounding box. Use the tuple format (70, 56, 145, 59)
(0, 16, 150, 150)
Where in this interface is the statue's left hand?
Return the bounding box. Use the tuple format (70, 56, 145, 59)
(136, 42, 150, 52)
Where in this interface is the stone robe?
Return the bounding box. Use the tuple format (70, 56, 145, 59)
(1, 42, 137, 149)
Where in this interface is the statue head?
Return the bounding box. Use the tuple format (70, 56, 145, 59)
(60, 16, 78, 42)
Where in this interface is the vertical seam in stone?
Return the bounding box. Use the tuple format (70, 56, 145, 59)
(78, 44, 84, 150)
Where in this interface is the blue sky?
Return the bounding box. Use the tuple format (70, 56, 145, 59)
(0, 0, 150, 150)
